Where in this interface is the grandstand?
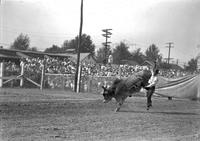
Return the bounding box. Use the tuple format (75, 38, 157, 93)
(0, 48, 199, 100)
(0, 48, 93, 90)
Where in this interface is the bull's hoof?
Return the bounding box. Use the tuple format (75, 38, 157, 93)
(115, 108, 120, 112)
(146, 105, 152, 110)
(168, 97, 172, 100)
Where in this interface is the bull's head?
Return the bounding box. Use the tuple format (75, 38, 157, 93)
(102, 86, 114, 103)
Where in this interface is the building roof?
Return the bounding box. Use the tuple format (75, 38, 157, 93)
(56, 53, 90, 61)
(0, 53, 19, 59)
(0, 48, 91, 62)
(142, 60, 154, 66)
(121, 60, 139, 66)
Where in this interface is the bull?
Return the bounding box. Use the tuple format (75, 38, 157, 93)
(102, 70, 152, 112)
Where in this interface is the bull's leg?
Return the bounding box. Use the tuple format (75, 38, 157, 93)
(115, 97, 126, 112)
(115, 103, 122, 112)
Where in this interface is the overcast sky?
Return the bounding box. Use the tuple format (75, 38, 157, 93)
(0, 0, 200, 64)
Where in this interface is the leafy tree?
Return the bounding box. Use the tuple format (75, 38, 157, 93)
(62, 34, 95, 56)
(28, 47, 38, 52)
(10, 33, 30, 50)
(44, 45, 62, 53)
(112, 42, 131, 64)
(61, 40, 71, 52)
(145, 44, 162, 63)
(96, 46, 111, 64)
(185, 58, 197, 72)
(131, 48, 145, 64)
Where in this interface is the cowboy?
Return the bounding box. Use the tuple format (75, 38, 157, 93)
(145, 69, 159, 110)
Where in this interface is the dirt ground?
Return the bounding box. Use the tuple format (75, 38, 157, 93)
(0, 88, 200, 141)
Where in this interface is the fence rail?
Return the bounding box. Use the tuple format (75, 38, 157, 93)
(0, 72, 117, 94)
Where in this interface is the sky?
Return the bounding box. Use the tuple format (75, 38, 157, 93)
(0, 0, 200, 65)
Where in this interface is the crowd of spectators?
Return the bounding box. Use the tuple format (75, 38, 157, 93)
(81, 63, 145, 77)
(21, 56, 76, 74)
(45, 56, 76, 74)
(2, 57, 198, 89)
(3, 57, 197, 78)
(4, 61, 20, 76)
(159, 68, 196, 78)
(81, 63, 195, 79)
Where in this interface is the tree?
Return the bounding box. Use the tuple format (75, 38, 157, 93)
(145, 44, 162, 63)
(112, 42, 131, 64)
(185, 58, 197, 72)
(10, 33, 30, 50)
(61, 40, 70, 52)
(62, 34, 95, 56)
(28, 47, 38, 52)
(131, 48, 145, 64)
(96, 46, 111, 64)
(44, 45, 62, 53)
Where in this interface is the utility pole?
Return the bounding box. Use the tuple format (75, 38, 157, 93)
(74, 0, 83, 93)
(166, 42, 174, 64)
(0, 0, 4, 45)
(102, 29, 112, 64)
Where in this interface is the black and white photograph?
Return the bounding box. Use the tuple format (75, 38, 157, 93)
(0, 0, 200, 140)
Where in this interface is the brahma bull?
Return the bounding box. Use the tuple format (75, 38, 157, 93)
(102, 70, 152, 112)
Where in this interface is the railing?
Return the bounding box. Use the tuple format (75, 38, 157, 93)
(44, 74, 117, 93)
(0, 61, 117, 93)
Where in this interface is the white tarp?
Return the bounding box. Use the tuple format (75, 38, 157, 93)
(155, 75, 200, 100)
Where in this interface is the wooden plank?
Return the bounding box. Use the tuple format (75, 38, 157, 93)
(0, 76, 21, 79)
(25, 77, 40, 87)
(45, 73, 73, 76)
(2, 75, 22, 84)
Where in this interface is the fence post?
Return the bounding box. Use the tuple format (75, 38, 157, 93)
(61, 75, 65, 90)
(88, 76, 91, 93)
(76, 63, 82, 93)
(0, 62, 4, 87)
(40, 63, 45, 90)
(20, 61, 24, 87)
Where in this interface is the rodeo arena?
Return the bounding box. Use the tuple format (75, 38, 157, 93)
(0, 47, 200, 141)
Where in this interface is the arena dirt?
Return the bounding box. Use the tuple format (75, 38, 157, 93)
(0, 89, 200, 141)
